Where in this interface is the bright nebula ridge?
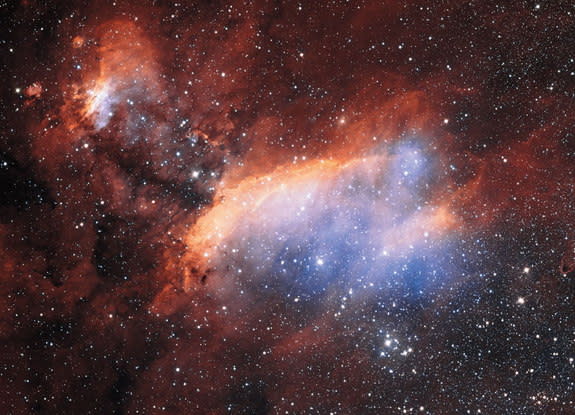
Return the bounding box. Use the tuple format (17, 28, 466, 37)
(1, 1, 575, 414)
(186, 142, 457, 300)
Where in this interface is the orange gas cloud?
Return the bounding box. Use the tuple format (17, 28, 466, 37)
(64, 20, 165, 132)
(178, 144, 460, 293)
(4, 2, 575, 413)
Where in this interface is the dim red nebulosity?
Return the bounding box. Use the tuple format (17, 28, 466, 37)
(1, 0, 575, 413)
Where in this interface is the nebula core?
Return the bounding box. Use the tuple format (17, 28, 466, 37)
(2, 1, 575, 414)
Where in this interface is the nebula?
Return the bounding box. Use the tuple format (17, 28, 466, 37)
(1, 0, 575, 414)
(181, 142, 458, 295)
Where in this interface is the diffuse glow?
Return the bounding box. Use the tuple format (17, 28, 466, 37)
(183, 143, 459, 293)
(4, 1, 574, 413)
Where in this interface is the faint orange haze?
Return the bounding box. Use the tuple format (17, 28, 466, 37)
(19, 5, 571, 321)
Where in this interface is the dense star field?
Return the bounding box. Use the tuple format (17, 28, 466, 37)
(1, 0, 575, 413)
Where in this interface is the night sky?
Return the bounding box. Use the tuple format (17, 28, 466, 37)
(1, 0, 575, 413)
